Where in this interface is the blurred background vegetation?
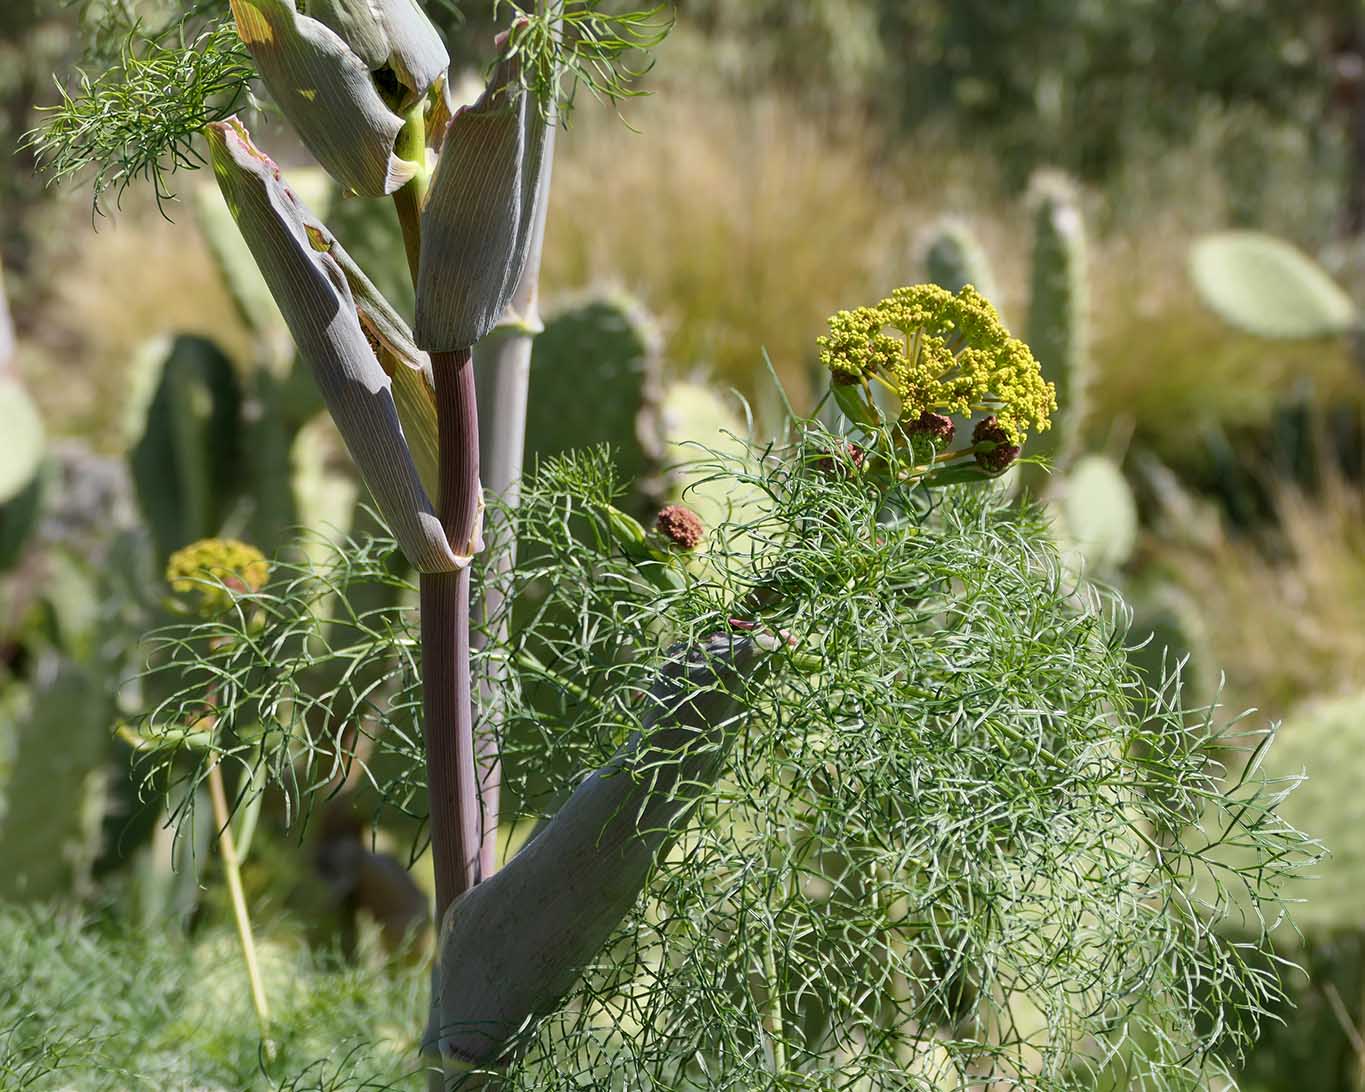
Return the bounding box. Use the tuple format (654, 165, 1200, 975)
(3, 1, 1365, 1088)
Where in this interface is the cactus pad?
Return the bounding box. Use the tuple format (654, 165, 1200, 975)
(0, 379, 44, 505)
(0, 660, 114, 901)
(1055, 454, 1137, 575)
(1255, 689, 1365, 931)
(524, 294, 665, 513)
(1189, 231, 1358, 340)
(126, 335, 245, 561)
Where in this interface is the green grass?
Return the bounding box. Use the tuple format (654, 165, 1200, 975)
(0, 908, 429, 1090)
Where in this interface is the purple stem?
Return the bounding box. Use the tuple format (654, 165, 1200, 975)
(423, 347, 484, 918)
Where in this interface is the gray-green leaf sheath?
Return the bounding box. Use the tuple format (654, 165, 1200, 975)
(414, 56, 550, 352)
(229, 0, 445, 197)
(425, 634, 762, 1068)
(303, 0, 447, 109)
(208, 118, 468, 572)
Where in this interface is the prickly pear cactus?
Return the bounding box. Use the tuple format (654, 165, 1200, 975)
(1189, 231, 1358, 340)
(1024, 172, 1089, 493)
(0, 468, 44, 573)
(290, 415, 361, 563)
(126, 335, 245, 561)
(1255, 689, 1365, 931)
(0, 379, 42, 509)
(524, 294, 666, 515)
(1054, 454, 1138, 576)
(922, 216, 999, 304)
(0, 658, 114, 901)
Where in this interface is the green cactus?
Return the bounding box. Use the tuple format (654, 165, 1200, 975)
(0, 463, 44, 574)
(0, 658, 115, 900)
(524, 293, 667, 516)
(1023, 172, 1089, 493)
(289, 415, 361, 564)
(126, 335, 246, 561)
(660, 379, 761, 534)
(1054, 454, 1138, 576)
(922, 216, 999, 303)
(0, 260, 45, 568)
(0, 379, 43, 508)
(1189, 231, 1358, 340)
(1253, 689, 1365, 932)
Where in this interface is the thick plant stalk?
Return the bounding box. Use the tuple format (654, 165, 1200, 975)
(471, 120, 558, 877)
(426, 634, 761, 1073)
(423, 348, 485, 918)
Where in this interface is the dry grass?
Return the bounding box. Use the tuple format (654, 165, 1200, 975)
(543, 81, 1005, 411)
(17, 187, 257, 453)
(1155, 471, 1365, 722)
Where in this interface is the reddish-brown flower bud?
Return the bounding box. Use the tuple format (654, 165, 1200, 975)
(904, 411, 956, 448)
(972, 415, 1020, 473)
(656, 504, 705, 550)
(813, 440, 866, 478)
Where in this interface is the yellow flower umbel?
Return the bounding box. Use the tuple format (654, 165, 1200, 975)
(166, 538, 271, 618)
(818, 285, 1056, 471)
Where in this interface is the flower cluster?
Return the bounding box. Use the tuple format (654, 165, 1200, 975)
(818, 284, 1056, 447)
(165, 538, 270, 618)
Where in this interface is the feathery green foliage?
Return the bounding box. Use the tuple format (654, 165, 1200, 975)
(497, 1, 672, 119)
(28, 15, 253, 210)
(126, 432, 1315, 1089)
(31, 1, 671, 209)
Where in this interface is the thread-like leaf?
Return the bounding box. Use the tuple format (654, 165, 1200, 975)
(207, 117, 465, 572)
(1190, 230, 1358, 339)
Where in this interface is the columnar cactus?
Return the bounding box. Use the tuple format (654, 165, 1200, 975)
(126, 335, 245, 561)
(919, 177, 1137, 576)
(1024, 171, 1090, 484)
(921, 215, 999, 302)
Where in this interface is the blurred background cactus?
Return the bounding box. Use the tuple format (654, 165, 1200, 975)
(1190, 230, 1360, 342)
